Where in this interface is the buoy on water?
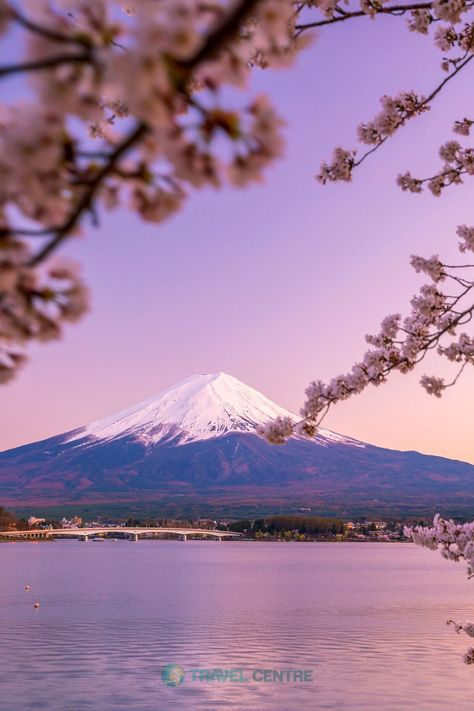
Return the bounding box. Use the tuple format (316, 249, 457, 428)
(34, 602, 40, 608)
(25, 585, 30, 591)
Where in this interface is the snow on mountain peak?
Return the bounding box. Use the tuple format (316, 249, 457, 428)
(68, 371, 363, 448)
(68, 372, 294, 446)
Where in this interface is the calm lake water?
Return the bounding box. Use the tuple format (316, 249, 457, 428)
(1, 540, 474, 710)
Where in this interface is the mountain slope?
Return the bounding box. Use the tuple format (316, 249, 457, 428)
(1, 372, 473, 518)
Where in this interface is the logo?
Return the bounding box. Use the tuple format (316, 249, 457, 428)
(160, 663, 314, 687)
(161, 664, 185, 687)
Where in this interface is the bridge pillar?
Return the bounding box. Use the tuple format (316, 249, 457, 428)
(181, 533, 187, 541)
(81, 535, 89, 542)
(129, 533, 139, 542)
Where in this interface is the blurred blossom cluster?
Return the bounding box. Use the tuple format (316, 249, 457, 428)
(0, 0, 314, 381)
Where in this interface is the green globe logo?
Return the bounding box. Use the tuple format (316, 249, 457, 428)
(161, 664, 185, 687)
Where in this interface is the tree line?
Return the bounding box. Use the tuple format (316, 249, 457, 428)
(221, 515, 345, 538)
(0, 506, 28, 531)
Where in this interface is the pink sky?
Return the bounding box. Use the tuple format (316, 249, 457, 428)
(1, 16, 473, 462)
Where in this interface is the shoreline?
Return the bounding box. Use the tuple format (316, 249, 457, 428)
(0, 536, 411, 544)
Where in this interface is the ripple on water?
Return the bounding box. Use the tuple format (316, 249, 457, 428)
(0, 541, 473, 711)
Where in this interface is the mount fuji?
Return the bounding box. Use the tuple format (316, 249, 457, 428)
(66, 372, 360, 448)
(1, 372, 474, 518)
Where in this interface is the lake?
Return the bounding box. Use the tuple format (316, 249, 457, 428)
(1, 540, 474, 710)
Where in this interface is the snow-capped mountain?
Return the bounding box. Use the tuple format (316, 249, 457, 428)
(67, 372, 362, 447)
(1, 372, 474, 518)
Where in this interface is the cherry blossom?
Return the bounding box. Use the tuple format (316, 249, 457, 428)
(406, 518, 474, 662)
(260, 1, 474, 443)
(454, 117, 474, 135)
(0, 0, 302, 379)
(259, 221, 474, 442)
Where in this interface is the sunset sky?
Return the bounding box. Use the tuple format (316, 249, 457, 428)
(2, 15, 473, 462)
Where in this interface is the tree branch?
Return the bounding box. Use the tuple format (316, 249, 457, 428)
(29, 121, 148, 266)
(295, 1, 435, 31)
(26, 0, 264, 266)
(7, 2, 92, 47)
(353, 53, 474, 169)
(180, 0, 262, 71)
(0, 53, 92, 78)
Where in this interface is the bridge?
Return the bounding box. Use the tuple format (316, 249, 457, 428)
(0, 527, 242, 542)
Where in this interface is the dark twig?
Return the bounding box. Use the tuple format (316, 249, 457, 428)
(0, 52, 92, 78)
(295, 1, 435, 31)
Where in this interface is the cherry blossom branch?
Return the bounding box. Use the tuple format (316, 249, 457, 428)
(29, 121, 148, 266)
(295, 1, 435, 32)
(1, 0, 294, 383)
(181, 0, 262, 69)
(0, 0, 298, 383)
(1, 0, 266, 269)
(358, 53, 473, 164)
(26, 0, 265, 266)
(405, 519, 474, 663)
(318, 53, 474, 183)
(260, 235, 474, 443)
(398, 119, 474, 195)
(295, 0, 474, 36)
